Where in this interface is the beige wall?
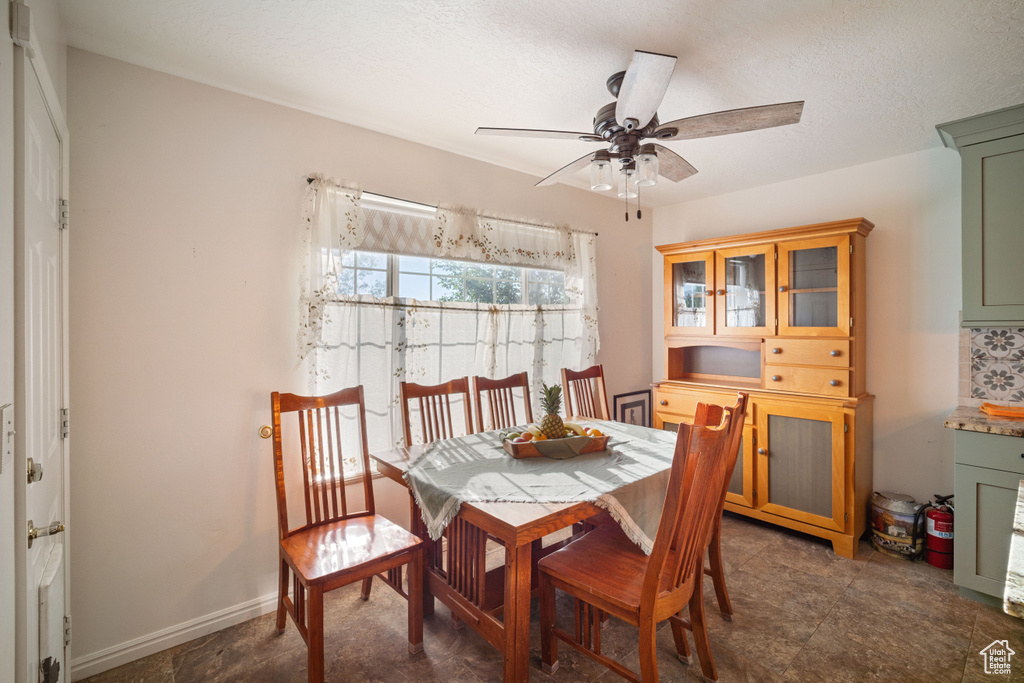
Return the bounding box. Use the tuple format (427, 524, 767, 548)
(66, 48, 651, 675)
(652, 147, 962, 503)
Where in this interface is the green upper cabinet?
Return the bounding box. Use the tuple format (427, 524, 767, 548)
(937, 104, 1024, 327)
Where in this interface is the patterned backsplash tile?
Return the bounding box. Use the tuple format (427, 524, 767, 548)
(966, 327, 1024, 404)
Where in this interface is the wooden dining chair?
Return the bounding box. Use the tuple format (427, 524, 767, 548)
(539, 397, 745, 683)
(561, 364, 610, 420)
(271, 387, 423, 683)
(400, 377, 475, 446)
(471, 372, 534, 432)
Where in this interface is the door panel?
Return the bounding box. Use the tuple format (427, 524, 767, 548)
(665, 251, 715, 335)
(714, 245, 776, 336)
(777, 235, 850, 336)
(15, 48, 67, 683)
(756, 403, 845, 531)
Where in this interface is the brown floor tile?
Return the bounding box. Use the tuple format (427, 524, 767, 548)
(82, 516, 1008, 683)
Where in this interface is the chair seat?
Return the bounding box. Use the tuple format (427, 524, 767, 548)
(281, 514, 422, 585)
(538, 525, 681, 616)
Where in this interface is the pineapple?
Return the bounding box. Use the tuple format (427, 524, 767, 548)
(539, 383, 566, 440)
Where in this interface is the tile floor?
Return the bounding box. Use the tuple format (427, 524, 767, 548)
(83, 514, 1024, 682)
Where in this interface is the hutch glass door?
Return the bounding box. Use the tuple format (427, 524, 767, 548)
(777, 235, 850, 336)
(665, 251, 715, 335)
(715, 245, 776, 336)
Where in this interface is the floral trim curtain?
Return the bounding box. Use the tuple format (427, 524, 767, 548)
(298, 178, 600, 452)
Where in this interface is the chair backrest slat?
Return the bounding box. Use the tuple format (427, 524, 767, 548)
(270, 386, 374, 539)
(400, 377, 475, 446)
(560, 365, 610, 421)
(472, 372, 533, 432)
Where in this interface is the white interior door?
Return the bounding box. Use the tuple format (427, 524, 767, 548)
(14, 45, 68, 683)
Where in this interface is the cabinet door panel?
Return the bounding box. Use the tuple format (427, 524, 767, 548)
(953, 463, 1019, 597)
(726, 424, 755, 508)
(757, 404, 845, 531)
(777, 235, 850, 336)
(962, 136, 1024, 325)
(665, 251, 715, 335)
(714, 245, 776, 336)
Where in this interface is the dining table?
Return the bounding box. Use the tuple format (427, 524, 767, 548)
(370, 419, 679, 683)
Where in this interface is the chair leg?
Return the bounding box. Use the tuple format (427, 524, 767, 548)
(638, 621, 659, 682)
(670, 612, 691, 664)
(540, 573, 559, 674)
(408, 549, 424, 654)
(360, 577, 373, 601)
(276, 558, 288, 633)
(707, 524, 732, 620)
(306, 584, 325, 683)
(689, 577, 718, 683)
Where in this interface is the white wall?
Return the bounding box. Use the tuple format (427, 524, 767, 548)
(66, 48, 651, 676)
(652, 147, 962, 503)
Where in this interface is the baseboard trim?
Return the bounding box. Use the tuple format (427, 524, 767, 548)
(69, 591, 278, 681)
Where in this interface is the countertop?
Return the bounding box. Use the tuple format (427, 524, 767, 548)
(1004, 479, 1024, 618)
(944, 406, 1024, 438)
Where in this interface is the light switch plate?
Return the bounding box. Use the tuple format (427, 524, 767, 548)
(0, 403, 13, 475)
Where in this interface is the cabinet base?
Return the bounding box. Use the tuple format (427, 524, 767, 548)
(723, 502, 861, 559)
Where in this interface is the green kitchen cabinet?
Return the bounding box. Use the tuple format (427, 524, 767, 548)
(953, 430, 1024, 599)
(937, 104, 1024, 327)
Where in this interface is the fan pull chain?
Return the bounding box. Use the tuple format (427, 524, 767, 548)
(637, 185, 642, 220)
(624, 192, 629, 222)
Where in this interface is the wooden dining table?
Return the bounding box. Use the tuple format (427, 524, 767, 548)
(371, 421, 677, 683)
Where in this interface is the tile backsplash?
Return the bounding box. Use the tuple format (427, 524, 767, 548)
(959, 326, 1024, 406)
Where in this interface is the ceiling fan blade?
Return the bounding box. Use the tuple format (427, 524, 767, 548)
(535, 152, 597, 187)
(653, 144, 698, 182)
(476, 127, 603, 142)
(615, 50, 677, 132)
(654, 101, 804, 141)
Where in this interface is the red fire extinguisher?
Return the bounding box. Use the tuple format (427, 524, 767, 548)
(913, 494, 954, 570)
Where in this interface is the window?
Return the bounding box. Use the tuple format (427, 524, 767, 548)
(335, 250, 568, 305)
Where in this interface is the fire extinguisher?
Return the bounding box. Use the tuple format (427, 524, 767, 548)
(912, 494, 954, 569)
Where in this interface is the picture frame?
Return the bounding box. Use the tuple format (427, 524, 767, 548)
(613, 389, 652, 428)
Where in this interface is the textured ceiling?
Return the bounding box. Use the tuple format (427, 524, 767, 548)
(56, 0, 1024, 206)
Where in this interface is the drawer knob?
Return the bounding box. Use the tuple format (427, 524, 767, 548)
(830, 350, 840, 357)
(660, 400, 668, 406)
(771, 375, 781, 382)
(771, 347, 781, 354)
(778, 286, 787, 293)
(830, 380, 840, 387)
(758, 448, 766, 455)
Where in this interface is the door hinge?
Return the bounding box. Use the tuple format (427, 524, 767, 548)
(844, 513, 849, 522)
(774, 252, 778, 260)
(60, 200, 69, 230)
(64, 615, 72, 646)
(849, 317, 854, 327)
(849, 244, 854, 254)
(844, 423, 848, 433)
(60, 408, 69, 439)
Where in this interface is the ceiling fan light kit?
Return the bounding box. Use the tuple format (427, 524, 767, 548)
(476, 50, 805, 219)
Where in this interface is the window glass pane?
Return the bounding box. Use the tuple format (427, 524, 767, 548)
(340, 250, 355, 267)
(464, 278, 494, 303)
(465, 264, 494, 278)
(398, 273, 431, 300)
(529, 284, 555, 305)
(529, 268, 560, 284)
(356, 270, 387, 297)
(495, 266, 518, 281)
(433, 276, 463, 301)
(398, 255, 431, 274)
(494, 279, 523, 304)
(431, 259, 464, 277)
(337, 269, 355, 296)
(357, 251, 387, 269)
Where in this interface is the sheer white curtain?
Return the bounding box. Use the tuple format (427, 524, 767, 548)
(299, 180, 600, 453)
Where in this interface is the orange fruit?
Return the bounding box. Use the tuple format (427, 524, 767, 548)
(588, 429, 603, 437)
(521, 432, 534, 441)
(535, 434, 547, 440)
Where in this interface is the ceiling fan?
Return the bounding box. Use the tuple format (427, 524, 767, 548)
(476, 50, 804, 213)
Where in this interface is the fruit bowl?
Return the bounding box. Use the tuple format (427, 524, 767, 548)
(501, 422, 610, 459)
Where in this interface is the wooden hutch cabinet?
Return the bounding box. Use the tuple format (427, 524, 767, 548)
(655, 218, 873, 558)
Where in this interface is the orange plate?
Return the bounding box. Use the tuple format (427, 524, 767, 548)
(502, 435, 611, 459)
